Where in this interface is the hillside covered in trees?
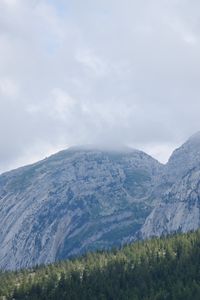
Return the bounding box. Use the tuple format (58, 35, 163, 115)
(1, 230, 200, 300)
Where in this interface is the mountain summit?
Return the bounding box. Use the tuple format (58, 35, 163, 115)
(0, 147, 161, 270)
(140, 132, 200, 238)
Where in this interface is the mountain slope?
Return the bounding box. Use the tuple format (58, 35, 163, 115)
(0, 147, 162, 270)
(1, 230, 200, 300)
(140, 133, 200, 238)
(2, 133, 200, 271)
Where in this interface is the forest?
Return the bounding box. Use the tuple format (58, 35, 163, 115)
(1, 230, 200, 299)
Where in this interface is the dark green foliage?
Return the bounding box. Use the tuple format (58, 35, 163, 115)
(1, 230, 200, 299)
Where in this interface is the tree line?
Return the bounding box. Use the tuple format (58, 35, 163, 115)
(1, 230, 200, 299)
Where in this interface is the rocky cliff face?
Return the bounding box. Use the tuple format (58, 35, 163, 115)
(1, 133, 200, 270)
(0, 147, 162, 270)
(140, 133, 200, 239)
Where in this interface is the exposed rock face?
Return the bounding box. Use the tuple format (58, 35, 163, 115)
(164, 132, 200, 182)
(0, 147, 162, 270)
(1, 133, 200, 271)
(140, 133, 200, 239)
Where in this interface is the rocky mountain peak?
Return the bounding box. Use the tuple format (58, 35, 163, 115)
(164, 132, 200, 183)
(1, 134, 200, 270)
(140, 132, 200, 239)
(0, 145, 162, 270)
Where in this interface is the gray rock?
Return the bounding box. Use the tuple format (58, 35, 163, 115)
(2, 133, 200, 270)
(140, 133, 200, 239)
(0, 147, 162, 270)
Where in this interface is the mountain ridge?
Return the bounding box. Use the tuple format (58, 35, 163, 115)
(0, 146, 162, 270)
(0, 144, 162, 177)
(0, 133, 200, 270)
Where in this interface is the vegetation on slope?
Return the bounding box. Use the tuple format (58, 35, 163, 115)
(1, 230, 200, 299)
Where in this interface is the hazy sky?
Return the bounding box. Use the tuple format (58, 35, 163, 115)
(0, 0, 200, 172)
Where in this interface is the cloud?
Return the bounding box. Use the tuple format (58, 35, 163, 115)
(75, 49, 109, 77)
(0, 0, 200, 172)
(0, 78, 19, 98)
(2, 0, 18, 7)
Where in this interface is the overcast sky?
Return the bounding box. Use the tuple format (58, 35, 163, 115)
(0, 0, 200, 172)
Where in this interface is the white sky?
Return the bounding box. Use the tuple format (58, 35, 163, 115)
(0, 0, 200, 172)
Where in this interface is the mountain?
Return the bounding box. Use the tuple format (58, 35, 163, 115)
(163, 131, 200, 183)
(1, 230, 200, 300)
(1, 133, 200, 271)
(0, 146, 162, 270)
(140, 132, 200, 238)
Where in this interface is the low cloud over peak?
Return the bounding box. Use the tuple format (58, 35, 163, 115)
(0, 0, 200, 172)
